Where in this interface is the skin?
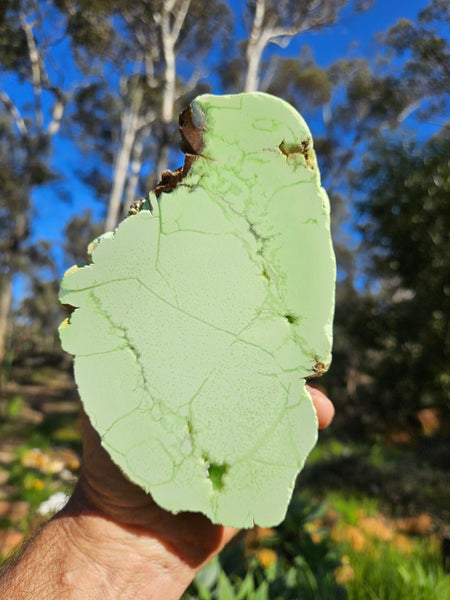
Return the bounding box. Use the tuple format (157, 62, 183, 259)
(0, 387, 334, 599)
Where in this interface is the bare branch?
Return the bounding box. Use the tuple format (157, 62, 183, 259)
(105, 87, 144, 232)
(123, 127, 149, 215)
(164, 0, 177, 15)
(397, 100, 421, 123)
(20, 16, 45, 130)
(245, 0, 344, 91)
(187, 68, 202, 90)
(46, 89, 67, 136)
(171, 0, 192, 42)
(137, 108, 156, 130)
(0, 92, 28, 138)
(248, 0, 266, 48)
(323, 101, 332, 125)
(259, 55, 279, 92)
(269, 22, 318, 41)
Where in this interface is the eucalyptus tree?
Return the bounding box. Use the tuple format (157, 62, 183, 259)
(64, 0, 231, 232)
(321, 0, 449, 185)
(320, 0, 450, 427)
(0, 0, 75, 369)
(350, 131, 450, 424)
(242, 0, 349, 93)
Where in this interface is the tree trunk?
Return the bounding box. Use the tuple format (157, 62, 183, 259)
(244, 0, 266, 92)
(154, 140, 170, 184)
(123, 134, 145, 216)
(153, 2, 179, 179)
(245, 40, 266, 92)
(151, 0, 192, 181)
(104, 88, 143, 232)
(0, 272, 13, 379)
(161, 27, 176, 125)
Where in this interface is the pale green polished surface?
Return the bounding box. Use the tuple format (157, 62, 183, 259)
(59, 92, 335, 527)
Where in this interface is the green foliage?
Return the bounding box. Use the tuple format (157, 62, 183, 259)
(353, 133, 450, 418)
(4, 395, 26, 419)
(265, 56, 331, 109)
(58, 0, 119, 61)
(17, 278, 64, 349)
(0, 374, 80, 531)
(63, 210, 104, 267)
(321, 0, 449, 189)
(321, 131, 449, 431)
(381, 2, 450, 109)
(325, 493, 378, 526)
(0, 1, 28, 73)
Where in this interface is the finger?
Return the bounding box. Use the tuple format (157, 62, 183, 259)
(307, 385, 335, 429)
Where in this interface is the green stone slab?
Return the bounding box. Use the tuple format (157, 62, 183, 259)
(59, 92, 335, 528)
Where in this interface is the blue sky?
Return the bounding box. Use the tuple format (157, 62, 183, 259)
(9, 0, 433, 296)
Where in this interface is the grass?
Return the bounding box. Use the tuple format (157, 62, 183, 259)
(184, 489, 450, 600)
(303, 428, 449, 522)
(344, 539, 449, 600)
(326, 494, 379, 526)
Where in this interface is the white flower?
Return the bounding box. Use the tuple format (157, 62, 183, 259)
(37, 492, 69, 516)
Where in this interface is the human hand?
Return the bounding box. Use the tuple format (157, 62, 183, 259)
(68, 385, 334, 567)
